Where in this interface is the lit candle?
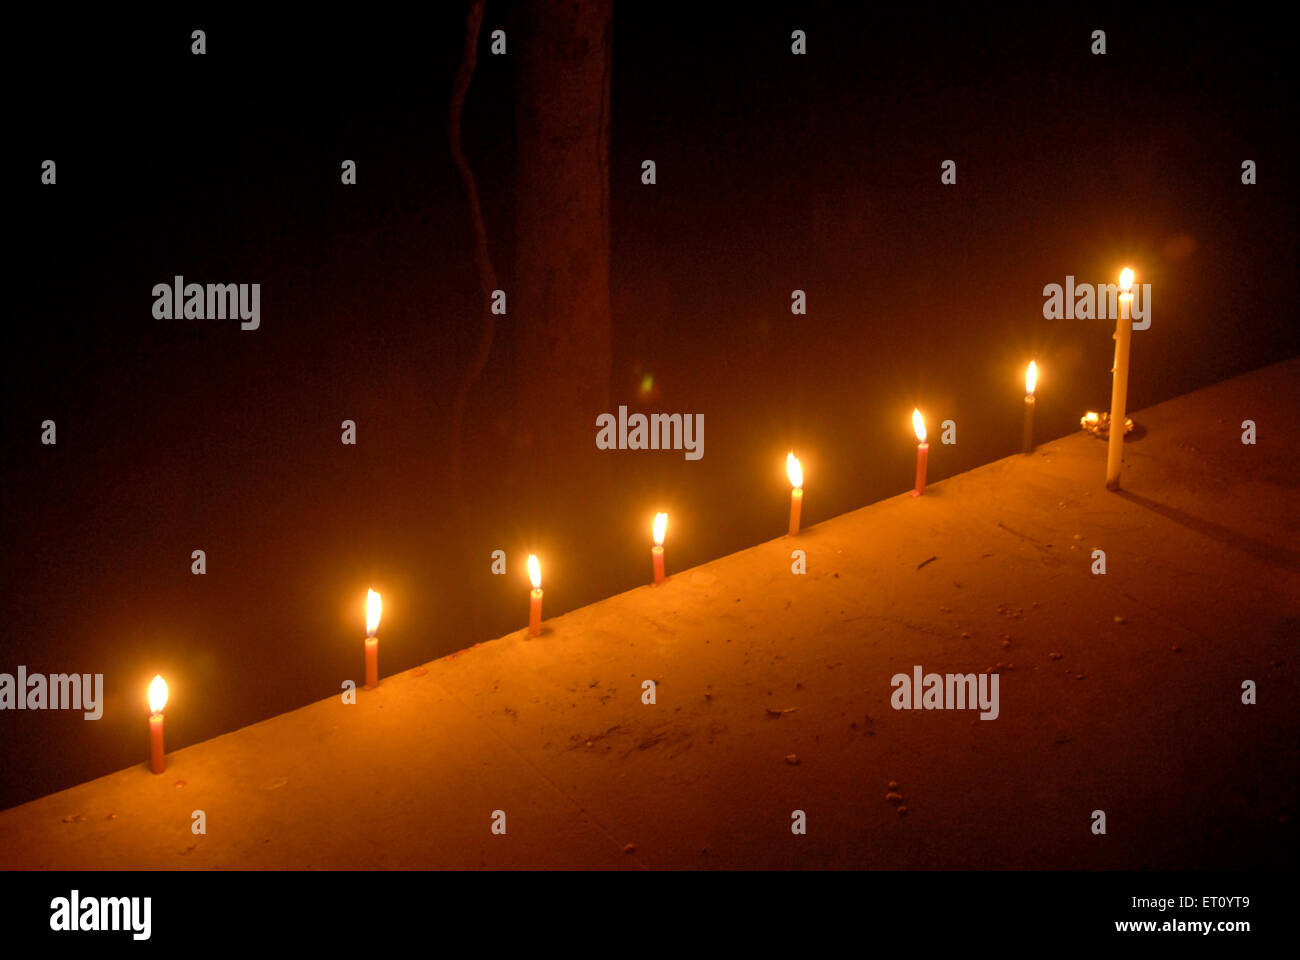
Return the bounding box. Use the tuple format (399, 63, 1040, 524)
(528, 554, 543, 636)
(1106, 267, 1135, 490)
(1023, 361, 1037, 455)
(651, 512, 668, 584)
(910, 409, 929, 497)
(787, 452, 803, 535)
(148, 674, 167, 775)
(364, 588, 382, 688)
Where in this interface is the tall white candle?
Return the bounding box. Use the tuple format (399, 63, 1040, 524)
(1106, 268, 1135, 490)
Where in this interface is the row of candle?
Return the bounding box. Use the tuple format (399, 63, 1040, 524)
(138, 376, 1023, 771)
(145, 268, 1139, 772)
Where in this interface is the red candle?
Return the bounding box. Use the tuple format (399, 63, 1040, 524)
(786, 452, 803, 535)
(528, 554, 543, 636)
(147, 675, 167, 775)
(364, 588, 382, 688)
(910, 409, 929, 497)
(652, 512, 667, 584)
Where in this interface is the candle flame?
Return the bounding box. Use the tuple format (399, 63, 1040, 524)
(1085, 411, 1099, 423)
(786, 452, 803, 489)
(148, 674, 168, 714)
(653, 512, 667, 546)
(365, 588, 382, 637)
(912, 409, 927, 443)
(1119, 267, 1135, 293)
(1025, 361, 1037, 396)
(527, 554, 541, 590)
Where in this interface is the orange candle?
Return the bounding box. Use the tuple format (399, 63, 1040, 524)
(652, 512, 667, 584)
(1023, 361, 1037, 455)
(911, 409, 929, 497)
(787, 452, 803, 535)
(148, 675, 167, 775)
(364, 588, 382, 688)
(528, 554, 543, 636)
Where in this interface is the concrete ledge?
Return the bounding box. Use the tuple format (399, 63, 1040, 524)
(3, 359, 1297, 869)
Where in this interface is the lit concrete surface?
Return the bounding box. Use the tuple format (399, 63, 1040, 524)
(2, 358, 1297, 869)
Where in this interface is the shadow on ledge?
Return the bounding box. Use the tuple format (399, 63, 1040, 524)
(1117, 489, 1300, 569)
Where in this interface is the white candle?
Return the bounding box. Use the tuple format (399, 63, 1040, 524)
(1106, 268, 1135, 490)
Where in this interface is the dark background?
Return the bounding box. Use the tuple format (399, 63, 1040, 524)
(3, 4, 1295, 811)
